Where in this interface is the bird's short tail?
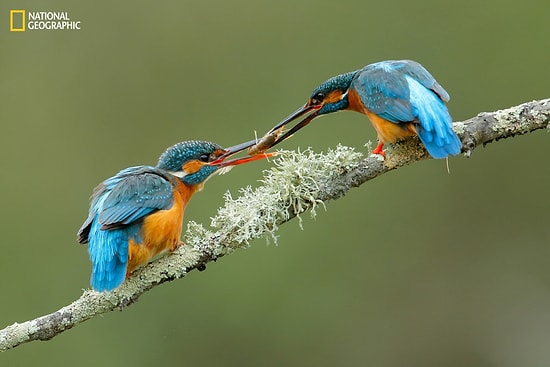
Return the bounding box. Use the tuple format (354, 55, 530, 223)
(407, 77, 462, 159)
(87, 219, 128, 291)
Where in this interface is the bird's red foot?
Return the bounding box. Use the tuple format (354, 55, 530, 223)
(170, 240, 185, 252)
(372, 143, 386, 158)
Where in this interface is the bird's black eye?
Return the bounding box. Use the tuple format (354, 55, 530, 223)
(310, 92, 325, 105)
(199, 154, 209, 162)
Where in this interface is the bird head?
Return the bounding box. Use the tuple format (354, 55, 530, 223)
(157, 140, 273, 186)
(307, 70, 357, 115)
(239, 70, 358, 155)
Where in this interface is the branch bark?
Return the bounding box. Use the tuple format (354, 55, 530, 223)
(1, 98, 548, 351)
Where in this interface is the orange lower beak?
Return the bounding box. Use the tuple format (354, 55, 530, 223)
(210, 142, 276, 166)
(215, 152, 276, 167)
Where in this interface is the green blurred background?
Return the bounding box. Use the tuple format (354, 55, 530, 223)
(1, 0, 549, 365)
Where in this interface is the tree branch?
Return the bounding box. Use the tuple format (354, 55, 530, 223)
(1, 98, 548, 351)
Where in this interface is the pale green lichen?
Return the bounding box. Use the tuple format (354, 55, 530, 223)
(185, 145, 364, 254)
(493, 109, 518, 134)
(452, 120, 466, 135)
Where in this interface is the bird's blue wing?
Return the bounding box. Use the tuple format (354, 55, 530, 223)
(398, 60, 450, 102)
(351, 60, 460, 158)
(78, 166, 175, 242)
(351, 60, 451, 124)
(97, 167, 175, 229)
(352, 61, 416, 123)
(406, 77, 461, 158)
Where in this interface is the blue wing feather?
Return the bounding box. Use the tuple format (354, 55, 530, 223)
(352, 62, 416, 122)
(407, 76, 461, 158)
(351, 60, 461, 158)
(398, 60, 450, 102)
(77, 166, 176, 291)
(87, 213, 133, 291)
(98, 167, 175, 228)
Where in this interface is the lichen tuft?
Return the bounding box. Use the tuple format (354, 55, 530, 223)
(184, 145, 364, 253)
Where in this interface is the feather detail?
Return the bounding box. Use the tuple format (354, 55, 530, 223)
(406, 76, 461, 158)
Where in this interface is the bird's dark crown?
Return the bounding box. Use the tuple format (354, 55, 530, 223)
(308, 70, 358, 114)
(157, 140, 224, 185)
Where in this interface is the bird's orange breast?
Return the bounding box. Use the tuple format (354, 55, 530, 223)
(365, 111, 417, 144)
(127, 180, 197, 274)
(347, 88, 417, 144)
(347, 88, 367, 114)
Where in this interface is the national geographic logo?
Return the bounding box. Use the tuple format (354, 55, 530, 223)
(9, 10, 81, 32)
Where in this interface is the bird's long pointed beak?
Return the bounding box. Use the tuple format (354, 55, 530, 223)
(210, 103, 320, 162)
(246, 103, 322, 154)
(269, 108, 319, 149)
(268, 103, 318, 133)
(210, 142, 275, 166)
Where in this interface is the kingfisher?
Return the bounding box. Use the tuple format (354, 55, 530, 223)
(248, 59, 462, 159)
(77, 140, 273, 292)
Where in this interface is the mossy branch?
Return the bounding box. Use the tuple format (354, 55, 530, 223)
(1, 98, 548, 351)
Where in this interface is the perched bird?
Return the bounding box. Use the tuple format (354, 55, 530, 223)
(249, 59, 461, 158)
(77, 140, 272, 291)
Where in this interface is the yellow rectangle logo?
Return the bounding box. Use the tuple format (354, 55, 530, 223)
(10, 10, 26, 32)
